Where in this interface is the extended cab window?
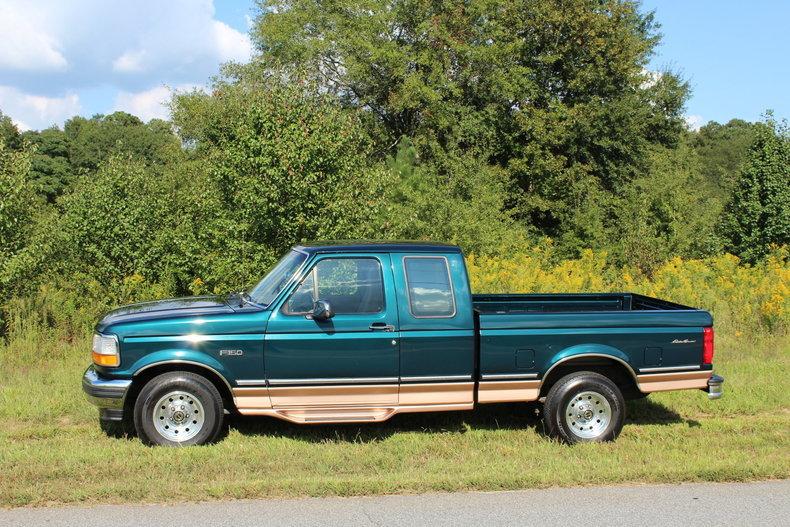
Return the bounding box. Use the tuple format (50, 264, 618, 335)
(284, 258, 385, 315)
(404, 256, 456, 318)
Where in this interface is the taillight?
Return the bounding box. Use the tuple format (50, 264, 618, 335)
(702, 327, 714, 364)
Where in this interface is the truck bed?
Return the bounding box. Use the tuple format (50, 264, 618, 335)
(474, 292, 712, 381)
(473, 293, 692, 314)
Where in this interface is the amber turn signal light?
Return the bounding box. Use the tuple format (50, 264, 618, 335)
(92, 351, 120, 367)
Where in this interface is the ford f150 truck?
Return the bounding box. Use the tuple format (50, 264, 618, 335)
(83, 241, 724, 446)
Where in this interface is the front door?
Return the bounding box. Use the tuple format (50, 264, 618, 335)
(264, 254, 400, 407)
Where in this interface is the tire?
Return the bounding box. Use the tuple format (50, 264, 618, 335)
(542, 371, 625, 444)
(133, 371, 224, 446)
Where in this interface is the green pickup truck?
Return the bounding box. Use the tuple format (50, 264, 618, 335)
(83, 241, 723, 446)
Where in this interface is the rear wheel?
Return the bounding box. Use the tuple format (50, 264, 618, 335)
(543, 371, 625, 443)
(133, 372, 224, 446)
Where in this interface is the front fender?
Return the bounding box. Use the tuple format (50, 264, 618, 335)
(124, 349, 234, 385)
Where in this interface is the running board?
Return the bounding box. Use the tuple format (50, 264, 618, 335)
(275, 407, 395, 424)
(238, 403, 473, 424)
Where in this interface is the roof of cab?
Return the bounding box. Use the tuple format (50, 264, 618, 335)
(295, 240, 462, 254)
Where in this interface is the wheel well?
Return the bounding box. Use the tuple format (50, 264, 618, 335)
(539, 356, 640, 399)
(126, 363, 236, 414)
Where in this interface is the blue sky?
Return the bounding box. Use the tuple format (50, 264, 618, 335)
(0, 1, 787, 131)
(643, 0, 789, 128)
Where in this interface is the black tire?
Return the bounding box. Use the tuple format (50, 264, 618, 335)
(543, 371, 625, 444)
(133, 371, 224, 446)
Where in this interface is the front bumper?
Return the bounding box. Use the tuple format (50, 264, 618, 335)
(705, 373, 725, 400)
(82, 366, 132, 421)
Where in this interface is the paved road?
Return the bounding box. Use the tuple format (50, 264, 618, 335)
(1, 480, 787, 527)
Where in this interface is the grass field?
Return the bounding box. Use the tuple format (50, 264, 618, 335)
(0, 328, 788, 508)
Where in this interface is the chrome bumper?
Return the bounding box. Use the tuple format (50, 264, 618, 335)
(82, 366, 132, 414)
(706, 373, 724, 400)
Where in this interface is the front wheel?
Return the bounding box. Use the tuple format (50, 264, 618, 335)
(543, 371, 625, 443)
(133, 372, 224, 446)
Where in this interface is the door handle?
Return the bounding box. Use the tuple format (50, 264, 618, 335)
(369, 322, 395, 332)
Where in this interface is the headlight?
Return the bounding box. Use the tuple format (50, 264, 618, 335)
(92, 333, 120, 367)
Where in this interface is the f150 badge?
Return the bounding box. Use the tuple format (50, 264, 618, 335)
(671, 339, 696, 344)
(219, 349, 244, 356)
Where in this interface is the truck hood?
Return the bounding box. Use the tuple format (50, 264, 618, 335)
(96, 295, 238, 332)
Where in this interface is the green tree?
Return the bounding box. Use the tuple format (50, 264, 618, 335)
(21, 127, 72, 201)
(52, 155, 177, 283)
(253, 0, 688, 252)
(171, 69, 391, 289)
(719, 117, 789, 262)
(0, 111, 22, 150)
(64, 112, 179, 174)
(0, 143, 39, 292)
(610, 143, 720, 272)
(380, 138, 524, 254)
(689, 119, 759, 197)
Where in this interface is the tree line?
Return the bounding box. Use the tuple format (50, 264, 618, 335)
(0, 0, 787, 308)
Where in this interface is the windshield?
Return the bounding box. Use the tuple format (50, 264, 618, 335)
(248, 250, 308, 306)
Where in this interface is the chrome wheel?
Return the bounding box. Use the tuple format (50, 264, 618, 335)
(564, 390, 612, 439)
(152, 390, 204, 442)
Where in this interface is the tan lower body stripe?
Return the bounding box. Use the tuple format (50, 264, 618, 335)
(268, 384, 398, 407)
(232, 387, 272, 410)
(637, 370, 711, 393)
(477, 380, 541, 403)
(399, 382, 474, 405)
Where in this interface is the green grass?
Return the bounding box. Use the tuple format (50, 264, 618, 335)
(0, 330, 788, 507)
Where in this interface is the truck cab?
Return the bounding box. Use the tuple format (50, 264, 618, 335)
(83, 241, 723, 446)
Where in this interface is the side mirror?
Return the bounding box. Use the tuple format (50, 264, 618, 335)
(311, 299, 334, 321)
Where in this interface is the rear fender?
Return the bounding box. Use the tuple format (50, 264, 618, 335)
(543, 344, 637, 383)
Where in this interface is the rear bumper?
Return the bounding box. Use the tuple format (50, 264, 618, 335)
(704, 373, 724, 400)
(82, 366, 132, 421)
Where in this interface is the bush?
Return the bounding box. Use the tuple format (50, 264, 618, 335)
(3, 274, 172, 344)
(0, 144, 38, 280)
(171, 70, 392, 291)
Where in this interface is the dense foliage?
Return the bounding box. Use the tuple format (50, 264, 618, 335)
(172, 73, 390, 288)
(718, 118, 789, 262)
(0, 0, 787, 335)
(0, 143, 37, 276)
(18, 112, 180, 202)
(254, 0, 689, 254)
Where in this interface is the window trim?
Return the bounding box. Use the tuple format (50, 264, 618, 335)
(281, 256, 387, 316)
(403, 255, 457, 319)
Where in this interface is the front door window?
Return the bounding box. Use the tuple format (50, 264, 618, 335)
(284, 258, 385, 315)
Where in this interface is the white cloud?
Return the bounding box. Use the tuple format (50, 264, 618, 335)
(112, 86, 172, 122)
(113, 50, 147, 74)
(113, 84, 202, 122)
(0, 2, 67, 71)
(212, 20, 254, 63)
(0, 85, 81, 131)
(0, 1, 253, 128)
(685, 114, 706, 132)
(109, 15, 252, 77)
